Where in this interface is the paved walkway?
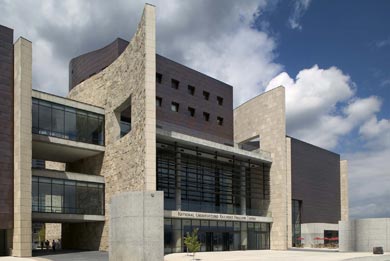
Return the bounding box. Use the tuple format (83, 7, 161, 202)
(1, 250, 389, 261)
(164, 250, 390, 261)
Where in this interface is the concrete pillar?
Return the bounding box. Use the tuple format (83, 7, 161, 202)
(13, 37, 32, 257)
(240, 223, 247, 250)
(172, 219, 182, 253)
(175, 146, 182, 210)
(240, 165, 246, 215)
(340, 160, 349, 221)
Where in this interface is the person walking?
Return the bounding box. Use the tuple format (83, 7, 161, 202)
(45, 240, 50, 251)
(52, 239, 56, 251)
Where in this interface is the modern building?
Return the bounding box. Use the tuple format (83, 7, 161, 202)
(0, 4, 348, 260)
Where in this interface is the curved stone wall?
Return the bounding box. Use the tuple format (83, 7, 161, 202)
(68, 38, 129, 91)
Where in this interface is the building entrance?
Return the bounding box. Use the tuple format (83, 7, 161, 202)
(164, 218, 270, 254)
(204, 232, 233, 252)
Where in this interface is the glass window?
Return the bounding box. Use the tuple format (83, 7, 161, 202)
(156, 97, 162, 107)
(217, 96, 223, 106)
(171, 102, 179, 112)
(203, 112, 210, 121)
(156, 73, 162, 84)
(188, 85, 195, 95)
(51, 104, 65, 138)
(188, 107, 195, 117)
(217, 116, 224, 126)
(203, 91, 210, 100)
(32, 98, 105, 145)
(32, 176, 104, 215)
(171, 79, 179, 89)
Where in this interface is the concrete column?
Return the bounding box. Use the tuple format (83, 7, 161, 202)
(175, 148, 182, 210)
(240, 223, 247, 250)
(13, 37, 32, 257)
(340, 160, 349, 221)
(240, 165, 246, 215)
(172, 219, 182, 253)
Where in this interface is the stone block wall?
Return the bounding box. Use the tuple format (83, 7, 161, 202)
(234, 86, 288, 250)
(67, 4, 157, 251)
(13, 37, 32, 257)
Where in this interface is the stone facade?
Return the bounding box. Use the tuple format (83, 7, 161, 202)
(13, 37, 32, 257)
(234, 86, 288, 250)
(67, 4, 157, 251)
(340, 160, 349, 221)
(45, 223, 61, 242)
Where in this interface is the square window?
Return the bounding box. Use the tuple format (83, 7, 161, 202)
(188, 107, 195, 117)
(203, 91, 210, 100)
(171, 79, 179, 89)
(188, 85, 195, 95)
(217, 116, 224, 126)
(156, 97, 162, 107)
(171, 102, 179, 112)
(156, 73, 162, 84)
(217, 96, 223, 106)
(203, 112, 210, 121)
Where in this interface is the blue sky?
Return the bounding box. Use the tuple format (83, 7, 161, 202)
(258, 0, 389, 121)
(1, 0, 389, 218)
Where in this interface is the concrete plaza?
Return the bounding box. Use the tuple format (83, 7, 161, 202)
(165, 250, 390, 261)
(0, 250, 389, 261)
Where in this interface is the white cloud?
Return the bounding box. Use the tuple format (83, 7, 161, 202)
(0, 0, 279, 103)
(288, 0, 311, 30)
(266, 65, 383, 149)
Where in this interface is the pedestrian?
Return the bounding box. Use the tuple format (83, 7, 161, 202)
(45, 240, 50, 251)
(40, 241, 44, 250)
(52, 239, 56, 251)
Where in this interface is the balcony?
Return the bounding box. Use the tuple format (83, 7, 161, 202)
(32, 93, 105, 162)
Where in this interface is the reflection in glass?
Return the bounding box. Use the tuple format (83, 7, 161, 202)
(32, 176, 104, 215)
(32, 98, 104, 145)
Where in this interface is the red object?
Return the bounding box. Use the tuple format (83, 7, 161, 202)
(324, 237, 330, 240)
(314, 237, 322, 240)
(297, 237, 304, 240)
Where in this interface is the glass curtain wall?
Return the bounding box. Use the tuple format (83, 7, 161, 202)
(32, 98, 104, 145)
(157, 141, 270, 216)
(292, 199, 302, 246)
(32, 176, 104, 215)
(164, 218, 270, 254)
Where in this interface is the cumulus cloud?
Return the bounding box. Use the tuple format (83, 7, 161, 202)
(0, 0, 280, 104)
(288, 0, 311, 30)
(266, 65, 383, 149)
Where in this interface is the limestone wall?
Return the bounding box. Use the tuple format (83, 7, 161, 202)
(67, 4, 156, 251)
(340, 160, 349, 221)
(234, 86, 288, 250)
(301, 222, 338, 247)
(13, 37, 32, 257)
(339, 218, 390, 252)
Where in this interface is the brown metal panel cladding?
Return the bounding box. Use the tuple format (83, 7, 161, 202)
(156, 54, 234, 145)
(0, 25, 14, 229)
(291, 137, 341, 224)
(68, 38, 234, 145)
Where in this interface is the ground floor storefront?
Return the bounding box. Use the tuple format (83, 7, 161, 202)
(164, 218, 270, 254)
